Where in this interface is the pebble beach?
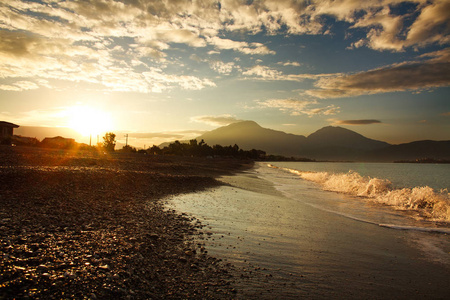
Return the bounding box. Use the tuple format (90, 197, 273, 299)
(0, 146, 252, 299)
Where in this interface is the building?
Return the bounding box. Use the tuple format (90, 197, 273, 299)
(40, 136, 76, 149)
(0, 121, 19, 145)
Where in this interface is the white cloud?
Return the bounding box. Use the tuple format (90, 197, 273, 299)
(207, 36, 275, 55)
(279, 61, 301, 67)
(243, 65, 283, 79)
(210, 61, 236, 74)
(0, 80, 40, 91)
(243, 65, 332, 81)
(257, 98, 340, 116)
(0, 0, 448, 95)
(142, 68, 216, 92)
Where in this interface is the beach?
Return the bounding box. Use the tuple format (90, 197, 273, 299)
(168, 163, 450, 299)
(2, 147, 449, 299)
(0, 146, 252, 299)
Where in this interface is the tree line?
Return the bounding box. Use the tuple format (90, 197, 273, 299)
(11, 131, 317, 161)
(147, 139, 266, 159)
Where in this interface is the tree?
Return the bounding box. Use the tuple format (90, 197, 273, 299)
(103, 132, 116, 152)
(148, 145, 162, 155)
(120, 145, 136, 153)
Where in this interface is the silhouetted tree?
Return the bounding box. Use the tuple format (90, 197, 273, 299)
(120, 145, 137, 153)
(102, 132, 116, 152)
(148, 145, 162, 155)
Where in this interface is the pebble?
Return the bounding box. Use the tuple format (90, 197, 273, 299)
(0, 149, 249, 299)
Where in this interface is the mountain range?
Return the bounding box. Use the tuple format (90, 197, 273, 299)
(192, 121, 450, 161)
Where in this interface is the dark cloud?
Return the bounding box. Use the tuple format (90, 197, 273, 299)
(191, 115, 242, 126)
(335, 119, 382, 125)
(307, 60, 450, 99)
(0, 31, 38, 57)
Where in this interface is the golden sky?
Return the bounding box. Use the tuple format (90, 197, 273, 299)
(1, 0, 449, 147)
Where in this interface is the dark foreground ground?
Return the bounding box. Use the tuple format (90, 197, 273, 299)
(0, 146, 253, 299)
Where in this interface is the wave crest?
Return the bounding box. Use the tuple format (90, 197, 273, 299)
(267, 164, 450, 222)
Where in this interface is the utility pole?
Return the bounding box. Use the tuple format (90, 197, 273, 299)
(89, 134, 92, 147)
(125, 134, 128, 147)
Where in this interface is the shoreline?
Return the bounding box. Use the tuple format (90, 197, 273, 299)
(168, 165, 450, 299)
(0, 146, 253, 299)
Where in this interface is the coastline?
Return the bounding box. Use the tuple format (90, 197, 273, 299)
(168, 163, 450, 299)
(0, 146, 253, 299)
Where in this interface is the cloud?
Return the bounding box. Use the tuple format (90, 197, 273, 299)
(209, 61, 236, 75)
(404, 0, 450, 48)
(0, 81, 39, 91)
(113, 129, 208, 147)
(207, 37, 275, 55)
(306, 56, 450, 99)
(278, 61, 301, 67)
(1, 106, 73, 127)
(441, 112, 450, 117)
(315, 0, 449, 52)
(116, 132, 185, 140)
(242, 65, 329, 81)
(331, 119, 382, 125)
(0, 0, 448, 95)
(257, 98, 340, 116)
(243, 65, 283, 80)
(143, 68, 216, 92)
(191, 115, 242, 126)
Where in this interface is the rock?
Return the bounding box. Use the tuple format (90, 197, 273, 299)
(99, 264, 111, 271)
(36, 264, 48, 273)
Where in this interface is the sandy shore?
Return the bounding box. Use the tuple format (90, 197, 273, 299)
(0, 146, 253, 299)
(168, 165, 450, 299)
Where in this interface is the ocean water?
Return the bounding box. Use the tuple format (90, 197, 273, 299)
(264, 162, 450, 227)
(166, 162, 450, 298)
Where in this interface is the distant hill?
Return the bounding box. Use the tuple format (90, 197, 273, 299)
(15, 126, 82, 141)
(301, 126, 391, 160)
(197, 121, 391, 159)
(190, 120, 449, 161)
(197, 121, 306, 156)
(366, 140, 450, 161)
(306, 126, 390, 150)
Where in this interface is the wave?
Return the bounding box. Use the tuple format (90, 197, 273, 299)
(267, 164, 450, 223)
(378, 224, 450, 234)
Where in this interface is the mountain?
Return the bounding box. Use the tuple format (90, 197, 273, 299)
(197, 121, 307, 157)
(301, 126, 391, 160)
(197, 121, 391, 159)
(162, 120, 449, 161)
(306, 126, 390, 150)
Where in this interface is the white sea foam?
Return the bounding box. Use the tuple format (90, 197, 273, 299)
(267, 164, 450, 222)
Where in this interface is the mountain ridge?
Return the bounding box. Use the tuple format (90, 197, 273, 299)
(197, 120, 307, 157)
(193, 120, 449, 161)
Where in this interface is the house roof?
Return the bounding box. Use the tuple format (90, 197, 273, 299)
(0, 121, 19, 128)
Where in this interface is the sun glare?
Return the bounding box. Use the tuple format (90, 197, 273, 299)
(67, 106, 113, 137)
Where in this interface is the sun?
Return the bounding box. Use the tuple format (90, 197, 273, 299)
(66, 105, 113, 137)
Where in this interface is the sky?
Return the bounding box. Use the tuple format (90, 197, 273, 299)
(1, 0, 449, 148)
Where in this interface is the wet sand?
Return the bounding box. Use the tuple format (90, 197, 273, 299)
(0, 146, 252, 299)
(168, 168, 450, 299)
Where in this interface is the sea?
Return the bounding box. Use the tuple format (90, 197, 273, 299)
(166, 162, 450, 298)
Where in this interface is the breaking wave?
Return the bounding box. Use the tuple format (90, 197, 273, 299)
(267, 164, 450, 223)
